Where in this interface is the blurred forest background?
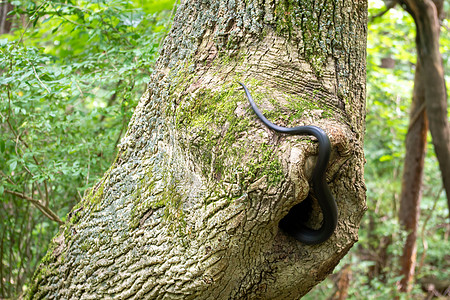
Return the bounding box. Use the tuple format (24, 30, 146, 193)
(0, 0, 448, 299)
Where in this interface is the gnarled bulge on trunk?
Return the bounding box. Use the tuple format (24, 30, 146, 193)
(28, 0, 367, 299)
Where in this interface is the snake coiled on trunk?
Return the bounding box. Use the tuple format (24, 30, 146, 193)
(239, 82, 338, 245)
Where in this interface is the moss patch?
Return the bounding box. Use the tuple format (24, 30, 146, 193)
(273, 0, 339, 76)
(176, 82, 249, 179)
(160, 178, 187, 236)
(173, 80, 288, 190)
(248, 143, 284, 185)
(274, 0, 294, 37)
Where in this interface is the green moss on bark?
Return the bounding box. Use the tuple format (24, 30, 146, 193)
(275, 0, 294, 37)
(174, 81, 270, 188)
(170, 68, 335, 190)
(273, 0, 339, 76)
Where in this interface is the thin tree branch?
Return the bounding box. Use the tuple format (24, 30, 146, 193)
(15, 201, 29, 293)
(3, 106, 40, 168)
(2, 95, 51, 203)
(4, 190, 63, 225)
(407, 102, 426, 133)
(73, 78, 84, 97)
(99, 80, 122, 123)
(0, 170, 15, 185)
(86, 145, 90, 186)
(369, 0, 398, 22)
(15, 1, 47, 47)
(30, 62, 50, 93)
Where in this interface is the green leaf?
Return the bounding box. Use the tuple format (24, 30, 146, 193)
(0, 38, 9, 46)
(10, 160, 17, 172)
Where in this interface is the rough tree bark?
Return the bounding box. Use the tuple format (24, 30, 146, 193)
(398, 0, 447, 292)
(27, 0, 367, 299)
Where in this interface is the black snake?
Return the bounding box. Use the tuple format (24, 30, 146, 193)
(239, 82, 338, 245)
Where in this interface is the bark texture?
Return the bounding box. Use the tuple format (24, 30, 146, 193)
(28, 0, 367, 299)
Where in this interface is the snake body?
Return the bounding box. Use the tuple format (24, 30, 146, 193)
(239, 82, 338, 245)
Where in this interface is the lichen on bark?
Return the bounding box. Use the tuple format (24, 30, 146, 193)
(28, 0, 367, 299)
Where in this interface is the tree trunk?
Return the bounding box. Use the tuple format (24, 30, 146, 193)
(400, 0, 449, 214)
(27, 0, 367, 299)
(398, 0, 447, 292)
(0, 2, 13, 34)
(398, 61, 428, 292)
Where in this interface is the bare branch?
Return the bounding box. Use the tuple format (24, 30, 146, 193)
(370, 0, 398, 22)
(407, 102, 426, 133)
(30, 62, 50, 93)
(0, 170, 15, 185)
(4, 189, 64, 225)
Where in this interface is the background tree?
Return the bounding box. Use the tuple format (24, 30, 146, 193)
(0, 1, 13, 34)
(380, 0, 448, 292)
(25, 0, 367, 298)
(396, 0, 448, 293)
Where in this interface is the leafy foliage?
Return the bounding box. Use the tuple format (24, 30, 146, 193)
(0, 0, 175, 297)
